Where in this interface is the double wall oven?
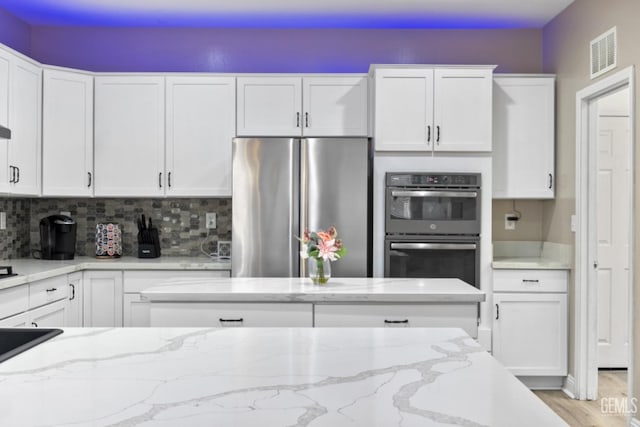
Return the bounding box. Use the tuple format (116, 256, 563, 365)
(384, 172, 481, 288)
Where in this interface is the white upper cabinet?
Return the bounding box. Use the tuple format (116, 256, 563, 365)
(237, 76, 368, 137)
(94, 76, 165, 197)
(237, 76, 302, 136)
(7, 55, 41, 195)
(433, 68, 493, 151)
(166, 76, 235, 197)
(493, 75, 555, 199)
(373, 66, 494, 152)
(302, 76, 368, 136)
(42, 69, 94, 197)
(0, 49, 10, 193)
(374, 69, 434, 151)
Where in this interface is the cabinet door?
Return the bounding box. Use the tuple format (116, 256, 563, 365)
(374, 69, 433, 151)
(493, 76, 555, 198)
(67, 272, 83, 327)
(433, 68, 492, 152)
(0, 49, 10, 192)
(0, 284, 28, 320)
(83, 271, 123, 327)
(493, 293, 567, 376)
(302, 76, 368, 136)
(166, 76, 235, 196)
(8, 56, 41, 195)
(29, 299, 68, 328)
(94, 76, 165, 196)
(237, 77, 302, 136)
(42, 69, 94, 196)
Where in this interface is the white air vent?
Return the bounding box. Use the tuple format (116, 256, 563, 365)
(590, 27, 617, 79)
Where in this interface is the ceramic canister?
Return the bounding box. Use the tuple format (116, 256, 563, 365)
(95, 223, 122, 258)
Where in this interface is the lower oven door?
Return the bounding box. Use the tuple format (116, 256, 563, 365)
(384, 238, 479, 288)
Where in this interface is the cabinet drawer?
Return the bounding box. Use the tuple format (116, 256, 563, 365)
(124, 270, 230, 293)
(30, 276, 69, 308)
(493, 270, 568, 293)
(149, 302, 313, 327)
(314, 304, 478, 338)
(0, 285, 28, 320)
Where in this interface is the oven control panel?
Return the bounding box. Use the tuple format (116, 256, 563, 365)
(386, 173, 480, 187)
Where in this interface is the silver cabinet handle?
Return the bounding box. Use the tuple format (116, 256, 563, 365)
(390, 242, 477, 250)
(390, 190, 477, 198)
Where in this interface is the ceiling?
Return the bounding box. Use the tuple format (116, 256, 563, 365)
(0, 0, 575, 28)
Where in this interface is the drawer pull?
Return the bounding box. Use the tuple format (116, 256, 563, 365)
(384, 319, 409, 324)
(31, 322, 38, 327)
(219, 318, 244, 323)
(496, 304, 499, 320)
(522, 279, 540, 283)
(69, 284, 75, 300)
(46, 287, 58, 292)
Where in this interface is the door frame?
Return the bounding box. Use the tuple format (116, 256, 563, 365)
(574, 66, 635, 401)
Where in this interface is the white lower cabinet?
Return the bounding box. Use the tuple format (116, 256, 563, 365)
(150, 303, 313, 327)
(83, 271, 123, 327)
(492, 269, 568, 378)
(314, 304, 478, 338)
(28, 299, 68, 328)
(123, 270, 230, 326)
(67, 272, 83, 327)
(0, 311, 29, 327)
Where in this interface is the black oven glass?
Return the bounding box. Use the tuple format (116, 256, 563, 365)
(386, 244, 478, 287)
(388, 193, 478, 222)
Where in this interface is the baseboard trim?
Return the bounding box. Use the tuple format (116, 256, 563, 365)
(630, 416, 640, 427)
(518, 376, 565, 390)
(562, 374, 576, 399)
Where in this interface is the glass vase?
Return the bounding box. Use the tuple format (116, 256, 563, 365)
(308, 257, 331, 284)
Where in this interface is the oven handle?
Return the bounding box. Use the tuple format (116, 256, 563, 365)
(390, 190, 477, 198)
(390, 242, 477, 251)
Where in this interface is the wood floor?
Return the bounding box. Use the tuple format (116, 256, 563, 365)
(534, 370, 628, 427)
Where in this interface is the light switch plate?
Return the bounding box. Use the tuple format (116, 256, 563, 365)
(206, 212, 217, 229)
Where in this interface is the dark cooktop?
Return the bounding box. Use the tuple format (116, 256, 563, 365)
(0, 328, 63, 364)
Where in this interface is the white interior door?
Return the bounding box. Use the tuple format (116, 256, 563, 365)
(596, 99, 631, 368)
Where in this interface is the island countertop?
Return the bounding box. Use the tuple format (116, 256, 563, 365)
(0, 327, 565, 427)
(140, 277, 486, 303)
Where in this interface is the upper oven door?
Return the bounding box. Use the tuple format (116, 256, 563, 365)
(385, 187, 480, 234)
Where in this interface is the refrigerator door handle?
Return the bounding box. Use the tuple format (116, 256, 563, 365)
(299, 139, 308, 277)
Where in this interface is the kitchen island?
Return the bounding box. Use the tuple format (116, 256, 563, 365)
(0, 327, 565, 427)
(141, 278, 485, 337)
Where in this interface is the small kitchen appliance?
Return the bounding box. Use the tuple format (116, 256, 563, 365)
(38, 215, 77, 260)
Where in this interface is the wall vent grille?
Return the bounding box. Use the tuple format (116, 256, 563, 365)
(590, 27, 617, 79)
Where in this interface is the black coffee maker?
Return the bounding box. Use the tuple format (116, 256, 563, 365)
(39, 215, 77, 260)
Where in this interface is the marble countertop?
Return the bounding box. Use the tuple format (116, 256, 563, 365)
(492, 257, 571, 270)
(0, 257, 231, 291)
(141, 277, 486, 303)
(0, 327, 566, 427)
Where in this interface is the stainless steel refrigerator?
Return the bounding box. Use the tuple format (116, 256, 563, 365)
(232, 137, 371, 277)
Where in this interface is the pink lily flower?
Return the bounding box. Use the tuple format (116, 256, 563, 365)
(317, 239, 339, 261)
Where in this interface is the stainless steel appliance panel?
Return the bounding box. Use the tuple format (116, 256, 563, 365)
(232, 138, 299, 277)
(302, 138, 370, 277)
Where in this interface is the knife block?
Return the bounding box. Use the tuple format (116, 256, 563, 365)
(137, 228, 161, 258)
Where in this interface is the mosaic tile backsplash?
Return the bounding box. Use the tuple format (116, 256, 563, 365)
(0, 198, 231, 259)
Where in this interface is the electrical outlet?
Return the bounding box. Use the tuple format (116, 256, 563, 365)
(0, 212, 5, 230)
(206, 212, 217, 229)
(505, 213, 516, 231)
